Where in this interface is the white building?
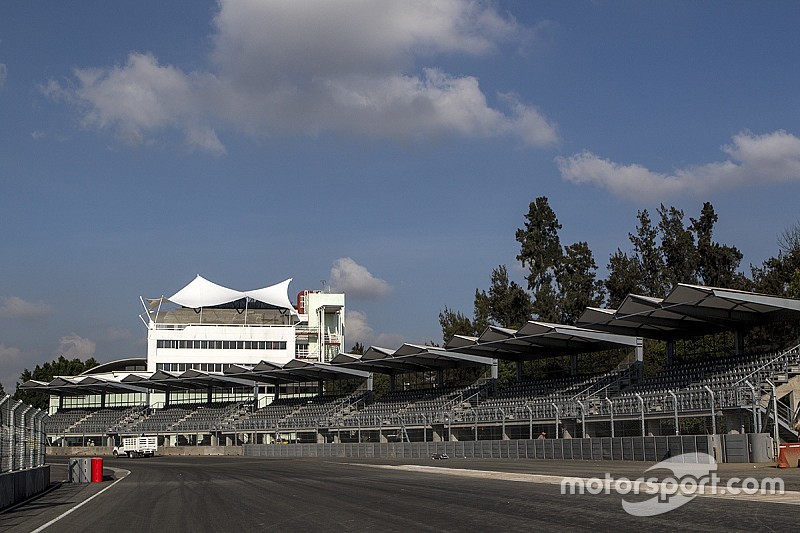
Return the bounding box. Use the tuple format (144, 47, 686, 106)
(146, 276, 345, 372)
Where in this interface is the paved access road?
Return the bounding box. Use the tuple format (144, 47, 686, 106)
(2, 456, 799, 532)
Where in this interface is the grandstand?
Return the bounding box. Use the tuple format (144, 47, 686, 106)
(25, 283, 800, 461)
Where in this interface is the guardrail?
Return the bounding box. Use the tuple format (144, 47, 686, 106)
(1, 394, 48, 473)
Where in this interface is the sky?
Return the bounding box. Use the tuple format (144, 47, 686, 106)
(2, 1, 800, 392)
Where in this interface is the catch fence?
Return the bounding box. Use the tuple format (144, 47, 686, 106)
(0, 394, 48, 473)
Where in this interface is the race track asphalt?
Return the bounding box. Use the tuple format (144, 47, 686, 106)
(2, 456, 799, 532)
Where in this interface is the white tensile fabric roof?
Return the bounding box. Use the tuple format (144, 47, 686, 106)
(169, 275, 244, 308)
(245, 278, 296, 312)
(166, 275, 297, 312)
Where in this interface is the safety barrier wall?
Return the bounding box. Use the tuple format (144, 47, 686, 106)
(1, 394, 50, 510)
(244, 436, 717, 462)
(0, 465, 50, 510)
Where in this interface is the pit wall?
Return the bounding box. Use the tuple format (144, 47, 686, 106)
(244, 434, 773, 463)
(44, 434, 772, 462)
(0, 466, 51, 510)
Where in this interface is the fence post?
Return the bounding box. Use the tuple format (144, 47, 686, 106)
(669, 390, 679, 435)
(605, 397, 614, 438)
(766, 379, 780, 457)
(703, 385, 716, 435)
(551, 403, 560, 439)
(635, 393, 645, 436)
(29, 408, 39, 469)
(10, 401, 22, 471)
(37, 411, 46, 467)
(0, 395, 8, 473)
(525, 405, 533, 440)
(744, 380, 759, 433)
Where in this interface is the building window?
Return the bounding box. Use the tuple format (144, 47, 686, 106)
(158, 339, 287, 350)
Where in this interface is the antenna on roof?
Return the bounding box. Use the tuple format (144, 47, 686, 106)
(321, 280, 327, 292)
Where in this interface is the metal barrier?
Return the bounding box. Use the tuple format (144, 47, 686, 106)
(1, 394, 49, 473)
(244, 435, 715, 462)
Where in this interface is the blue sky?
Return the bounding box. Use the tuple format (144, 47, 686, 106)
(2, 1, 800, 391)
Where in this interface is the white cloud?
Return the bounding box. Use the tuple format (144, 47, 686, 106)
(44, 0, 557, 152)
(556, 130, 800, 201)
(0, 344, 26, 393)
(330, 258, 392, 299)
(103, 326, 132, 343)
(345, 309, 405, 350)
(58, 334, 96, 360)
(0, 63, 7, 87)
(0, 296, 53, 320)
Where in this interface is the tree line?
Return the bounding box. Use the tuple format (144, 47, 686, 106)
(440, 197, 800, 358)
(9, 356, 98, 410)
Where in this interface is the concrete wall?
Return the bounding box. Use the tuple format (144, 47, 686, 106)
(0, 466, 51, 510)
(159, 446, 242, 456)
(244, 436, 716, 462)
(47, 446, 113, 457)
(46, 446, 242, 457)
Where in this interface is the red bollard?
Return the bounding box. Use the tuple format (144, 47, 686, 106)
(91, 457, 104, 482)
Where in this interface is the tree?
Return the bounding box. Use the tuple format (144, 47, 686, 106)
(472, 288, 490, 334)
(14, 355, 98, 410)
(438, 265, 533, 344)
(778, 221, 800, 254)
(749, 223, 800, 350)
(690, 202, 744, 287)
(486, 265, 534, 329)
(631, 209, 668, 296)
(605, 249, 641, 308)
(439, 306, 479, 345)
(658, 204, 697, 287)
(350, 342, 365, 355)
(557, 241, 605, 324)
(608, 202, 743, 302)
(516, 197, 563, 321)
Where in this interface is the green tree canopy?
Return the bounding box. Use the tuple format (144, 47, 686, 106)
(516, 197, 563, 322)
(14, 355, 98, 410)
(607, 202, 744, 301)
(349, 342, 365, 355)
(557, 241, 605, 324)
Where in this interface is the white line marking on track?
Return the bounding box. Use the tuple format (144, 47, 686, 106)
(349, 464, 800, 506)
(30, 467, 131, 533)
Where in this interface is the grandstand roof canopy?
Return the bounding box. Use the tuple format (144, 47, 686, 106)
(22, 375, 150, 396)
(22, 359, 370, 396)
(148, 275, 297, 313)
(329, 344, 496, 374)
(224, 359, 370, 384)
(576, 283, 800, 340)
(82, 358, 147, 375)
(444, 322, 639, 361)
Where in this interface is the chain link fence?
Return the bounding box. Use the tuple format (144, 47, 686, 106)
(1, 394, 48, 473)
